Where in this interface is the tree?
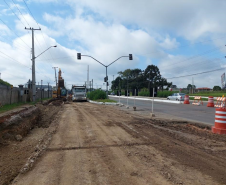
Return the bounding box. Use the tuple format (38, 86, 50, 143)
(113, 65, 171, 91)
(213, 86, 221, 91)
(111, 76, 121, 90)
(187, 84, 196, 89)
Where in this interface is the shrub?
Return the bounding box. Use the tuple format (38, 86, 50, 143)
(157, 91, 177, 98)
(138, 91, 149, 96)
(88, 89, 106, 100)
(0, 79, 12, 87)
(138, 88, 149, 96)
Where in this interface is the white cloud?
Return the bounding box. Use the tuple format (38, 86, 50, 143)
(1, 0, 226, 89)
(65, 0, 226, 41)
(159, 35, 179, 50)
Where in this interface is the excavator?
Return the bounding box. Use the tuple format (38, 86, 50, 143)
(52, 68, 67, 99)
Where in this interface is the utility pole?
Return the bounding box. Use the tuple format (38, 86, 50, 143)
(47, 82, 49, 98)
(52, 67, 58, 88)
(112, 75, 114, 92)
(25, 27, 41, 102)
(87, 65, 89, 90)
(41, 80, 43, 102)
(148, 72, 150, 96)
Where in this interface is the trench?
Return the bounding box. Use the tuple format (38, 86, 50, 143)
(0, 99, 63, 185)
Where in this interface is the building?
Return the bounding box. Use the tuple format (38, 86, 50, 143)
(195, 87, 212, 93)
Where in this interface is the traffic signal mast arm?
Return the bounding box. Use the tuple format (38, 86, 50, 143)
(78, 54, 133, 67)
(77, 53, 133, 98)
(80, 55, 106, 67)
(107, 55, 131, 67)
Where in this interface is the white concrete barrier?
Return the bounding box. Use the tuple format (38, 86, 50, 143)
(108, 95, 181, 104)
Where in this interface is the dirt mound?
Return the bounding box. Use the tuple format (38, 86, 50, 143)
(50, 100, 64, 106)
(0, 106, 40, 144)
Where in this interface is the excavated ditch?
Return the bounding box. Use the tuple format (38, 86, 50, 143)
(0, 99, 63, 185)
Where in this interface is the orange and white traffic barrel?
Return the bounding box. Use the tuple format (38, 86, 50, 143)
(184, 95, 190, 104)
(207, 96, 214, 107)
(212, 108, 226, 135)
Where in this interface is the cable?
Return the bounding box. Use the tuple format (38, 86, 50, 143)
(22, 0, 39, 27)
(142, 34, 226, 56)
(7, 0, 47, 59)
(22, 0, 56, 65)
(0, 50, 31, 68)
(166, 67, 226, 79)
(0, 18, 30, 48)
(36, 55, 77, 61)
(160, 46, 224, 70)
(3, 0, 27, 28)
(10, 0, 31, 26)
(0, 39, 30, 53)
(0, 71, 26, 79)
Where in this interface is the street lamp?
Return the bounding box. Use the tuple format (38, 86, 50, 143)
(77, 53, 133, 98)
(31, 45, 57, 102)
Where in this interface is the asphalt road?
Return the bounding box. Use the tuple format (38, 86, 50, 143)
(109, 96, 216, 125)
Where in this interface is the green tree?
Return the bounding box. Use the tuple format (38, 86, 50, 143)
(213, 86, 221, 91)
(113, 65, 171, 91)
(111, 76, 122, 90)
(187, 84, 196, 90)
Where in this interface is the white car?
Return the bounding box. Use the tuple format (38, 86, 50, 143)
(167, 93, 185, 101)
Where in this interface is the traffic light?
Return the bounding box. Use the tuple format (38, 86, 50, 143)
(107, 82, 109, 86)
(77, 53, 81, 60)
(104, 76, 108, 82)
(129, 54, 133, 60)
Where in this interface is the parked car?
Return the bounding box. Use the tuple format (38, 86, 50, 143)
(167, 93, 185, 101)
(110, 92, 115, 95)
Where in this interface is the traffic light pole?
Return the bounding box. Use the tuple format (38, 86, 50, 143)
(77, 54, 133, 98)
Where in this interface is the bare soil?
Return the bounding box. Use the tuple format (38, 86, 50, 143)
(2, 102, 224, 185)
(0, 101, 62, 185)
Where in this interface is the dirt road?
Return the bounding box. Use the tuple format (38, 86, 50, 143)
(12, 102, 226, 185)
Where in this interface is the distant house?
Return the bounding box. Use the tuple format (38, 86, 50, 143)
(195, 87, 212, 92)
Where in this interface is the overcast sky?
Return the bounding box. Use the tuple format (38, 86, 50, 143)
(0, 0, 226, 89)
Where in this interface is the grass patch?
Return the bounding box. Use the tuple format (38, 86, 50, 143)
(158, 91, 178, 98)
(0, 102, 25, 113)
(0, 98, 52, 114)
(95, 99, 117, 103)
(87, 89, 106, 100)
(188, 91, 226, 97)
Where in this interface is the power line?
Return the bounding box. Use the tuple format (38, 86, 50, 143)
(0, 38, 30, 53)
(9, 0, 48, 61)
(0, 50, 31, 68)
(22, 0, 40, 27)
(0, 18, 30, 48)
(166, 67, 226, 79)
(36, 55, 77, 61)
(22, 0, 56, 65)
(3, 0, 27, 28)
(11, 0, 31, 26)
(160, 46, 224, 70)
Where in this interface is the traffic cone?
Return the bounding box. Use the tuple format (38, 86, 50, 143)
(184, 95, 190, 104)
